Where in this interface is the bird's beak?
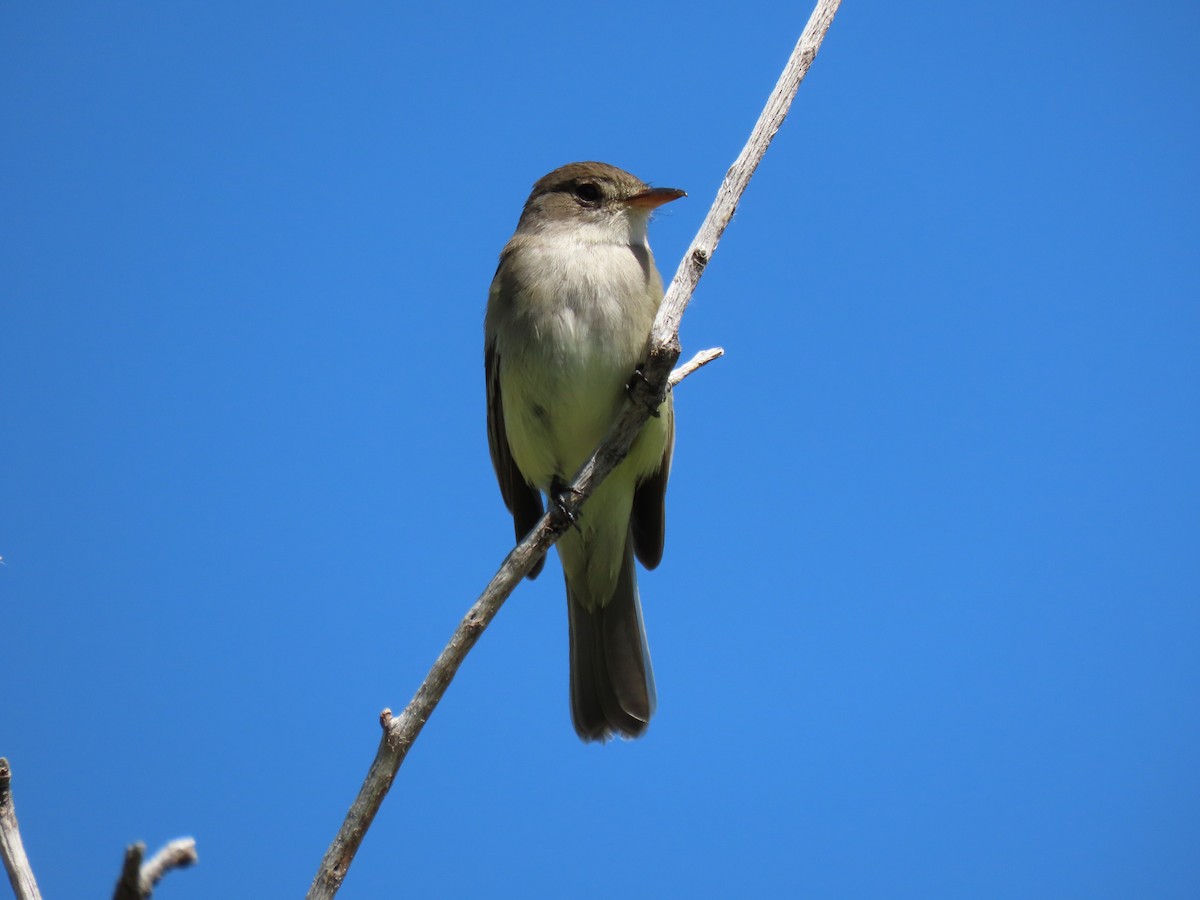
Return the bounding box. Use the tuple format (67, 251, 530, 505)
(625, 187, 687, 210)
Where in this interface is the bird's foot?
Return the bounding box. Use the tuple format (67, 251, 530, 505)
(626, 365, 663, 417)
(550, 477, 583, 532)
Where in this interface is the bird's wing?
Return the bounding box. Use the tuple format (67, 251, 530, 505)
(486, 338, 546, 578)
(630, 397, 674, 570)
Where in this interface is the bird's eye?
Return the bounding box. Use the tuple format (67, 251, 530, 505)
(574, 183, 602, 205)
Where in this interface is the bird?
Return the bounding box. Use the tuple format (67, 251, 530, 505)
(485, 161, 684, 741)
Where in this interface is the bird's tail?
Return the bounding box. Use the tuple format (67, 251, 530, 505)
(566, 532, 657, 741)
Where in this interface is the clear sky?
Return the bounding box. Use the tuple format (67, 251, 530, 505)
(3, 2, 1198, 898)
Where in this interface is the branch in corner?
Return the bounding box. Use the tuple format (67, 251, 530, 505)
(0, 758, 42, 900)
(2, 757, 197, 900)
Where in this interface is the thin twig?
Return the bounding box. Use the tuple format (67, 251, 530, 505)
(0, 759, 43, 900)
(308, 3, 841, 896)
(140, 839, 198, 896)
(113, 838, 198, 900)
(669, 347, 725, 388)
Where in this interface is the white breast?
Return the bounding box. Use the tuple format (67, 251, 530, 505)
(495, 230, 661, 489)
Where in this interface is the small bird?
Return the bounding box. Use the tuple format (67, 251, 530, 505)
(485, 162, 685, 741)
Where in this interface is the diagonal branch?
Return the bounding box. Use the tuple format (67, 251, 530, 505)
(669, 347, 725, 388)
(308, 2, 841, 896)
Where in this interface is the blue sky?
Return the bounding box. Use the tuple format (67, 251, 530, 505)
(3, 2, 1198, 897)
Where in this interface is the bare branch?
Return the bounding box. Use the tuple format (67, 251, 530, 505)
(141, 839, 198, 895)
(669, 347, 725, 388)
(113, 838, 197, 900)
(0, 759, 43, 900)
(308, 2, 841, 896)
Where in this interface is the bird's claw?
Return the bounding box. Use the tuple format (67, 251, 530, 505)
(626, 366, 663, 417)
(550, 477, 583, 532)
